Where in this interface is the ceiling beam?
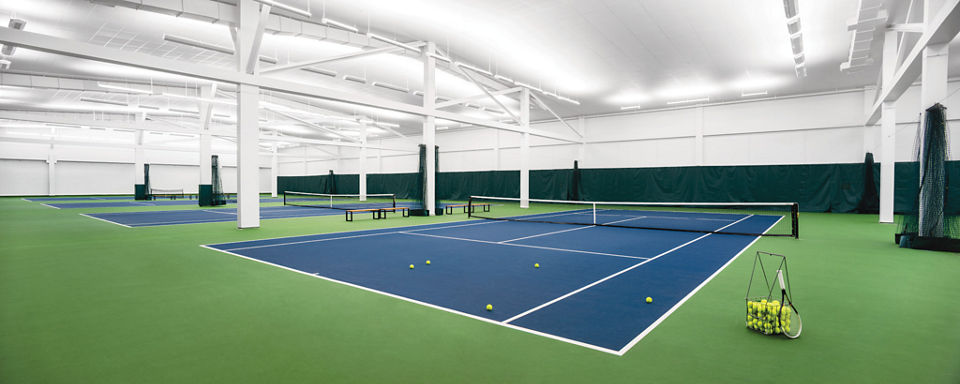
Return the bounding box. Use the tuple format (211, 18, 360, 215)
(0, 28, 580, 144)
(866, 0, 960, 125)
(260, 45, 407, 74)
(435, 87, 521, 109)
(0, 111, 415, 152)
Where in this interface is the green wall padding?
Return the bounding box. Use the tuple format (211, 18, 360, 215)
(277, 161, 960, 213)
(198, 184, 213, 206)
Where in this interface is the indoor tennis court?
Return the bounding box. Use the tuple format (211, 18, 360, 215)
(1, 1, 959, 383)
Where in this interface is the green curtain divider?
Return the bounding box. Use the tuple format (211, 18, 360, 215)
(278, 161, 959, 213)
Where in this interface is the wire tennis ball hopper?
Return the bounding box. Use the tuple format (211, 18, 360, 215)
(745, 251, 802, 339)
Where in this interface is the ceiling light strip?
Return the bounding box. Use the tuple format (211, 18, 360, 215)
(254, 0, 312, 17)
(162, 34, 235, 55)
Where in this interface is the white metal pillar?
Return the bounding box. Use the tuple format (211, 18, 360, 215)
(520, 88, 530, 208)
(577, 116, 586, 165)
(46, 152, 55, 196)
(493, 129, 501, 170)
(694, 106, 704, 166)
(236, 83, 260, 228)
(235, 0, 261, 228)
(198, 84, 216, 187)
(359, 125, 368, 201)
(880, 103, 896, 223)
(879, 30, 898, 223)
(270, 145, 278, 198)
(422, 42, 437, 215)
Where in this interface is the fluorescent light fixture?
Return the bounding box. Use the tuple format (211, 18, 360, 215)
(427, 52, 452, 63)
(557, 95, 581, 105)
(494, 74, 514, 83)
(412, 90, 425, 97)
(787, 20, 801, 35)
(372, 81, 410, 93)
(437, 96, 452, 102)
(782, 0, 799, 19)
(162, 34, 235, 55)
(169, 108, 199, 114)
(97, 82, 154, 95)
(514, 81, 543, 93)
(454, 61, 493, 77)
(741, 90, 768, 97)
(620, 105, 643, 111)
(162, 92, 236, 106)
(343, 75, 367, 84)
(254, 0, 312, 17)
(214, 113, 232, 118)
(666, 97, 710, 105)
(367, 33, 421, 53)
(373, 121, 400, 128)
(302, 67, 338, 77)
(138, 104, 161, 110)
(259, 55, 279, 64)
(486, 109, 505, 115)
(80, 97, 129, 106)
(1, 18, 25, 56)
(322, 17, 359, 33)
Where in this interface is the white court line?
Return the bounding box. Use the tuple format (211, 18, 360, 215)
(79, 213, 133, 228)
(40, 203, 61, 210)
(202, 210, 237, 215)
(615, 214, 783, 355)
(199, 244, 622, 355)
(402, 231, 648, 261)
(216, 209, 596, 251)
(502, 214, 754, 325)
(199, 212, 780, 355)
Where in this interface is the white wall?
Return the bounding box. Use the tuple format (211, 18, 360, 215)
(0, 159, 48, 195)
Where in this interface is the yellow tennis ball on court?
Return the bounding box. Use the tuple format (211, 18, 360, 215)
(486, 304, 493, 311)
(645, 297, 653, 304)
(426, 260, 431, 265)
(409, 264, 414, 269)
(534, 263, 540, 268)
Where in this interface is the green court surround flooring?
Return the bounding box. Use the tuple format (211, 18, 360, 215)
(1, 197, 958, 383)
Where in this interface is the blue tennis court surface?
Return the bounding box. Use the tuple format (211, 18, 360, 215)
(83, 203, 422, 227)
(23, 196, 132, 202)
(203, 209, 781, 355)
(44, 198, 282, 209)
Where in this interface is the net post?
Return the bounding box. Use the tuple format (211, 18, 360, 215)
(791, 203, 799, 239)
(592, 203, 597, 225)
(468, 196, 473, 218)
(391, 194, 396, 208)
(282, 191, 286, 206)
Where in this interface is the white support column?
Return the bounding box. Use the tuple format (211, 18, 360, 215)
(880, 30, 898, 223)
(918, 1, 950, 231)
(270, 145, 278, 198)
(880, 103, 896, 223)
(577, 116, 586, 165)
(422, 42, 437, 215)
(520, 88, 530, 208)
(493, 129, 501, 170)
(198, 84, 216, 187)
(235, 0, 261, 228)
(359, 125, 368, 201)
(236, 83, 260, 228)
(694, 106, 704, 166)
(46, 152, 55, 196)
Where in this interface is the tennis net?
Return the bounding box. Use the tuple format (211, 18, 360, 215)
(467, 196, 799, 238)
(149, 187, 185, 199)
(283, 191, 396, 210)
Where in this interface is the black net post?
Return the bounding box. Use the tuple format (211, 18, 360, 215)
(791, 203, 800, 239)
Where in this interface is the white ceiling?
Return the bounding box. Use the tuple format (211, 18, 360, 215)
(0, 0, 953, 144)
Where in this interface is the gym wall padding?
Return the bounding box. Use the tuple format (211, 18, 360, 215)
(277, 161, 959, 213)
